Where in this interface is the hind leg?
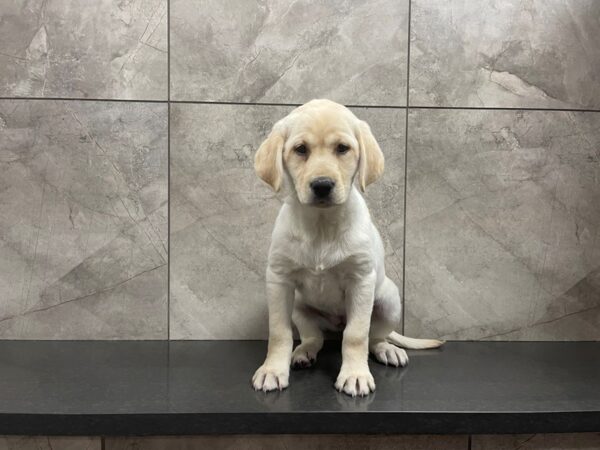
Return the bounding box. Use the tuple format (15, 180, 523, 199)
(369, 277, 408, 367)
(291, 304, 324, 369)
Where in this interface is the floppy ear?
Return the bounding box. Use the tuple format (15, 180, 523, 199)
(254, 123, 285, 192)
(357, 120, 385, 191)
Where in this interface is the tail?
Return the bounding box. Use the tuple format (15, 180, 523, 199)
(387, 331, 445, 349)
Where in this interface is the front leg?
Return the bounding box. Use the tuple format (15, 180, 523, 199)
(335, 270, 376, 397)
(252, 267, 294, 392)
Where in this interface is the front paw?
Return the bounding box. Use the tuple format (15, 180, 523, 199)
(335, 366, 375, 397)
(252, 364, 289, 392)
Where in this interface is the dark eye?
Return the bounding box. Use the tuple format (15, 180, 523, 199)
(294, 144, 307, 155)
(337, 143, 350, 154)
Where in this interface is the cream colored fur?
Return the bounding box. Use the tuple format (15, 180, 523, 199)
(252, 99, 443, 397)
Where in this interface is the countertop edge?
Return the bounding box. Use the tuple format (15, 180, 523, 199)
(1, 411, 598, 435)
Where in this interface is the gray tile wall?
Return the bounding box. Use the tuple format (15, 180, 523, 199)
(0, 436, 100, 450)
(170, 0, 408, 104)
(410, 0, 600, 109)
(0, 0, 168, 100)
(0, 433, 600, 450)
(405, 109, 600, 341)
(471, 433, 600, 449)
(1, 0, 599, 341)
(170, 104, 405, 339)
(104, 435, 468, 449)
(0, 100, 168, 339)
(4, 433, 597, 450)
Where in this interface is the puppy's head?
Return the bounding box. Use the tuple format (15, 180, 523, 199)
(254, 99, 384, 207)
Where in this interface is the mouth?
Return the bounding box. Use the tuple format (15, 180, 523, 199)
(311, 198, 336, 208)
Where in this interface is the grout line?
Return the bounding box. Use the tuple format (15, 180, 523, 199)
(0, 96, 167, 103)
(1, 95, 599, 113)
(409, 104, 600, 113)
(167, 0, 171, 341)
(171, 100, 412, 109)
(341, 104, 408, 110)
(401, 0, 412, 335)
(171, 99, 303, 106)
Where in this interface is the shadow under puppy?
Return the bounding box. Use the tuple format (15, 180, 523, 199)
(252, 99, 443, 397)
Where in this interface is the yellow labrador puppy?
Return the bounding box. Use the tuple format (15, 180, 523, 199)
(252, 99, 443, 397)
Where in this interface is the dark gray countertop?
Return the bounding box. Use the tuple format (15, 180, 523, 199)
(0, 340, 598, 435)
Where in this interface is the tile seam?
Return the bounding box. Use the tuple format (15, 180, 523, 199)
(167, 0, 171, 341)
(1, 96, 599, 113)
(402, 0, 412, 335)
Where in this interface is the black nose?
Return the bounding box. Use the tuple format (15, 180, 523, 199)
(310, 177, 335, 199)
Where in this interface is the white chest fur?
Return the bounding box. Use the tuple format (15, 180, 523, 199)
(267, 189, 383, 315)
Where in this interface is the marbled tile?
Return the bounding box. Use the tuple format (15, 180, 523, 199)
(410, 0, 600, 109)
(0, 436, 100, 450)
(170, 104, 404, 339)
(0, 0, 167, 100)
(405, 109, 600, 341)
(472, 433, 600, 450)
(106, 435, 468, 450)
(170, 0, 408, 105)
(0, 100, 168, 339)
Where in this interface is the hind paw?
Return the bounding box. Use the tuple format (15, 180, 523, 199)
(291, 344, 319, 369)
(370, 341, 409, 367)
